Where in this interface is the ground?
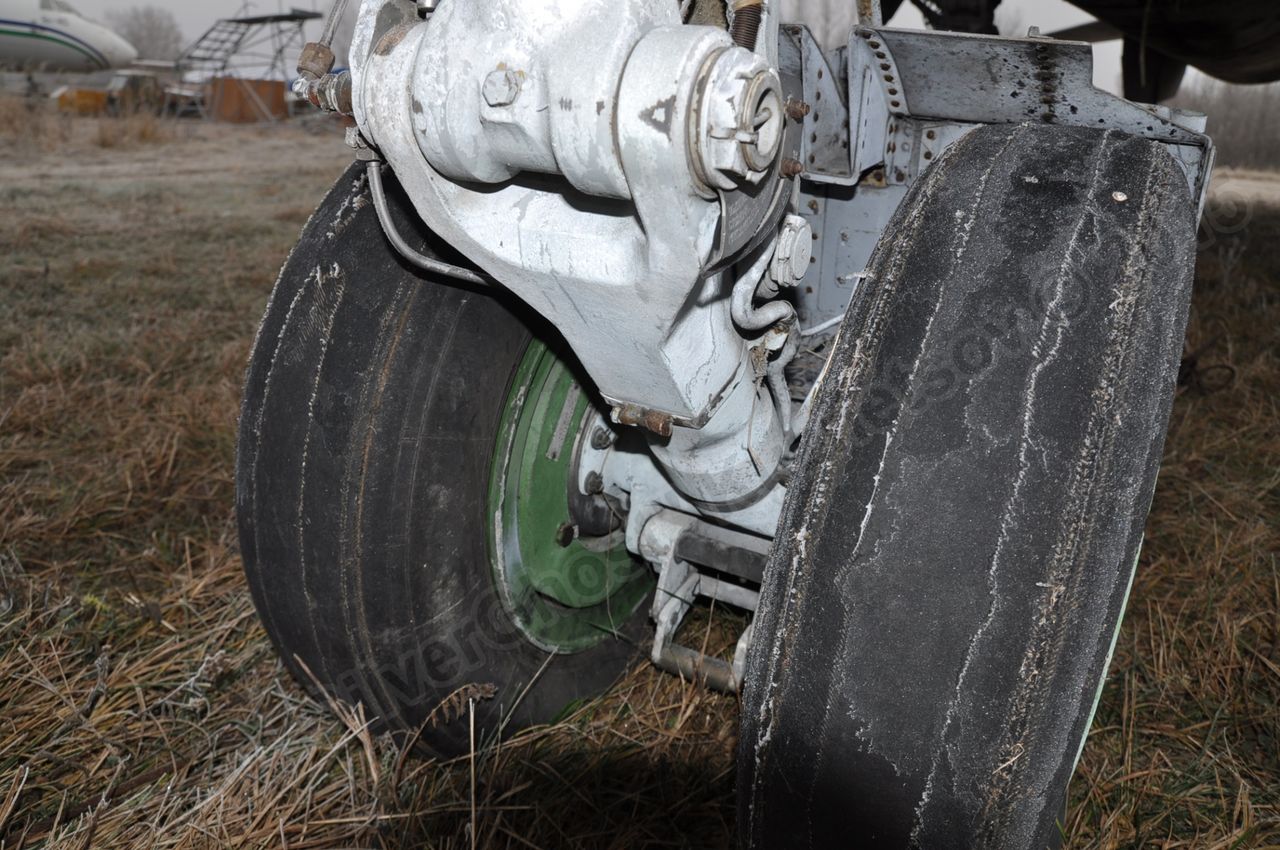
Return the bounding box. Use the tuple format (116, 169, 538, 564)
(0, 112, 1277, 848)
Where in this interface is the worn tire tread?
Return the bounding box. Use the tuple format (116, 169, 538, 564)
(738, 123, 1196, 849)
(237, 164, 640, 754)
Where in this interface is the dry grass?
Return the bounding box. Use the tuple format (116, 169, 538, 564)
(0, 94, 74, 150)
(0, 94, 171, 154)
(91, 113, 171, 149)
(1064, 176, 1280, 848)
(0, 124, 1277, 848)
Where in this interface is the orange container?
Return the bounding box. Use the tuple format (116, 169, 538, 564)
(54, 86, 109, 116)
(205, 77, 290, 123)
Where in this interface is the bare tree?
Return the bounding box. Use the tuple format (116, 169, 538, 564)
(105, 6, 185, 62)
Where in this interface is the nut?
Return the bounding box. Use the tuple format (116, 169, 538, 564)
(482, 68, 521, 107)
(694, 49, 783, 191)
(296, 41, 335, 81)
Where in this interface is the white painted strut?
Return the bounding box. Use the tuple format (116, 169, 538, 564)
(349, 0, 794, 510)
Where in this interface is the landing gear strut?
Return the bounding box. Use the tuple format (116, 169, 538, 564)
(240, 0, 1213, 842)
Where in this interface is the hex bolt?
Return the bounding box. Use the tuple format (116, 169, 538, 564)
(584, 471, 605, 495)
(590, 427, 615, 450)
(296, 40, 335, 82)
(770, 214, 814, 288)
(483, 68, 521, 107)
(781, 158, 804, 178)
(785, 99, 811, 122)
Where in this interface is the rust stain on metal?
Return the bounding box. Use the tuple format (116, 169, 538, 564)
(615, 404, 674, 437)
(1034, 41, 1059, 124)
(374, 23, 414, 57)
(856, 0, 883, 26)
(297, 41, 335, 79)
(729, 0, 763, 50)
(785, 99, 811, 122)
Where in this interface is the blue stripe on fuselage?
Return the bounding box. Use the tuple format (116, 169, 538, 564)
(0, 16, 109, 68)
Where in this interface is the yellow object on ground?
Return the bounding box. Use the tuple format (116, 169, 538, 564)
(54, 85, 108, 115)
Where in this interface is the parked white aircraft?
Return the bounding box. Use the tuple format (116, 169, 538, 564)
(0, 0, 137, 72)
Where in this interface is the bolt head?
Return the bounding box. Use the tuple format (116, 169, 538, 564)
(555, 521, 577, 548)
(771, 214, 813, 287)
(483, 68, 520, 107)
(590, 427, 615, 450)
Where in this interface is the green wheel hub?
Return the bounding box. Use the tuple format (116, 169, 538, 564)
(487, 340, 653, 653)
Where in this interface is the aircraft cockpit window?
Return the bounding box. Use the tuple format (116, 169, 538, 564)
(40, 0, 81, 13)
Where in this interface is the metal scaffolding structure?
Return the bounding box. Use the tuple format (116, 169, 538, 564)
(179, 10, 322, 82)
(174, 9, 322, 121)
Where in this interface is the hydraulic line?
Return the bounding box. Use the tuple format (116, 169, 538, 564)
(767, 327, 798, 440)
(800, 312, 844, 337)
(730, 240, 799, 440)
(366, 162, 493, 287)
(319, 0, 351, 49)
(730, 241, 793, 331)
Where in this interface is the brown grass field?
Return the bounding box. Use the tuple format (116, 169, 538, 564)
(1, 107, 1277, 849)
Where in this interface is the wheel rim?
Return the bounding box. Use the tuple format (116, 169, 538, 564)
(487, 340, 653, 653)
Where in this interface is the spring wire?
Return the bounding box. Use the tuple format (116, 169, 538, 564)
(730, 0, 763, 50)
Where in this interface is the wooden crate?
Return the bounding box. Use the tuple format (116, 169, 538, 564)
(206, 77, 290, 123)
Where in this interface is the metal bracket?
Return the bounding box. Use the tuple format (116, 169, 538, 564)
(640, 509, 770, 692)
(778, 25, 852, 181)
(792, 23, 1215, 332)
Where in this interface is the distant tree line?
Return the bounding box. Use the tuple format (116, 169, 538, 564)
(106, 6, 184, 62)
(1176, 79, 1280, 171)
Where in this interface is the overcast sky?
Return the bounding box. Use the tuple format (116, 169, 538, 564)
(65, 0, 1125, 92)
(69, 0, 331, 49)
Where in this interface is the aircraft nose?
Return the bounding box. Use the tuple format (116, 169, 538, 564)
(105, 31, 138, 67)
